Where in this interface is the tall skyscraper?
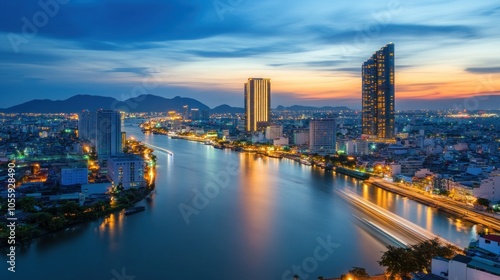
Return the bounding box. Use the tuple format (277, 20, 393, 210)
(78, 110, 96, 142)
(362, 43, 395, 139)
(309, 119, 336, 155)
(244, 78, 271, 132)
(96, 110, 122, 159)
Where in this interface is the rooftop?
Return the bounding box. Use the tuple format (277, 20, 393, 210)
(483, 234, 500, 243)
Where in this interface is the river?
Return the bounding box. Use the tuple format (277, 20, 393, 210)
(1, 123, 477, 279)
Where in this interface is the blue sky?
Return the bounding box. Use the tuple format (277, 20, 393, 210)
(1, 0, 499, 109)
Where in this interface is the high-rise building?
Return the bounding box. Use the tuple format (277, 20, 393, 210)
(78, 110, 96, 142)
(190, 108, 200, 120)
(309, 119, 336, 155)
(183, 105, 189, 120)
(244, 78, 271, 132)
(362, 43, 395, 139)
(96, 110, 122, 159)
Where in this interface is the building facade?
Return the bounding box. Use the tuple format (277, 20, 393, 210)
(244, 78, 271, 132)
(309, 119, 336, 155)
(78, 110, 96, 142)
(107, 154, 146, 189)
(362, 43, 395, 139)
(473, 171, 500, 202)
(61, 167, 88, 186)
(265, 125, 283, 140)
(96, 110, 122, 159)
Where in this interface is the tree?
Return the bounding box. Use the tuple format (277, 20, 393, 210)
(28, 212, 53, 229)
(60, 201, 81, 217)
(348, 267, 370, 279)
(380, 239, 457, 278)
(379, 245, 418, 278)
(411, 238, 454, 272)
(476, 198, 490, 207)
(18, 197, 39, 213)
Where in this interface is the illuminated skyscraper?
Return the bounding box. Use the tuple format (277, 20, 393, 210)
(244, 78, 271, 132)
(96, 110, 122, 159)
(362, 43, 395, 139)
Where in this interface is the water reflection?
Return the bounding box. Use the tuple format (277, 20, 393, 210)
(98, 213, 125, 251)
(239, 153, 274, 257)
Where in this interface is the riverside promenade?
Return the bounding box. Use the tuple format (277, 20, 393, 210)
(367, 178, 500, 232)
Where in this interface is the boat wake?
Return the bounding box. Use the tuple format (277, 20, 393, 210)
(144, 143, 174, 156)
(337, 189, 457, 248)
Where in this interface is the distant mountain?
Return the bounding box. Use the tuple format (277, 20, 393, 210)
(211, 104, 244, 114)
(2, 95, 118, 113)
(275, 105, 352, 111)
(112, 95, 210, 113)
(0, 94, 210, 113)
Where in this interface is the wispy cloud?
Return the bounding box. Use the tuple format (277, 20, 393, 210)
(465, 67, 500, 74)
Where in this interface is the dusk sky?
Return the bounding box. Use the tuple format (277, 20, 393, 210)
(1, 0, 499, 109)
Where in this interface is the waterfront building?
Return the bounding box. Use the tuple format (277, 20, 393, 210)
(107, 154, 146, 189)
(293, 131, 309, 146)
(61, 167, 88, 186)
(362, 43, 395, 139)
(265, 125, 283, 140)
(96, 110, 122, 159)
(244, 78, 271, 132)
(273, 137, 289, 146)
(309, 119, 336, 155)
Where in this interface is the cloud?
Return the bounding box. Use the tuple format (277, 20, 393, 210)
(465, 67, 500, 74)
(482, 6, 500, 16)
(0, 0, 278, 51)
(0, 50, 65, 64)
(314, 23, 478, 45)
(105, 67, 152, 75)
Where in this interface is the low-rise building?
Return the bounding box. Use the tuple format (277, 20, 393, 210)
(61, 167, 88, 186)
(473, 171, 500, 202)
(427, 254, 500, 280)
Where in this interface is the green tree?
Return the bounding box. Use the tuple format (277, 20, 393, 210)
(379, 245, 418, 278)
(28, 212, 54, 229)
(47, 215, 66, 231)
(476, 198, 490, 207)
(16, 224, 36, 243)
(60, 201, 81, 217)
(411, 238, 455, 272)
(18, 197, 39, 213)
(348, 267, 370, 279)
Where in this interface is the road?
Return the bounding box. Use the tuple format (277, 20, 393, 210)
(368, 178, 500, 232)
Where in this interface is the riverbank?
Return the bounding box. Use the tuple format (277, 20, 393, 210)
(0, 187, 153, 248)
(367, 178, 500, 232)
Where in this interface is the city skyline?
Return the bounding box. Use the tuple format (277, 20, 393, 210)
(0, 1, 499, 109)
(2, 1, 500, 279)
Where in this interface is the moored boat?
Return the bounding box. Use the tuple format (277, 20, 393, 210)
(125, 206, 145, 215)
